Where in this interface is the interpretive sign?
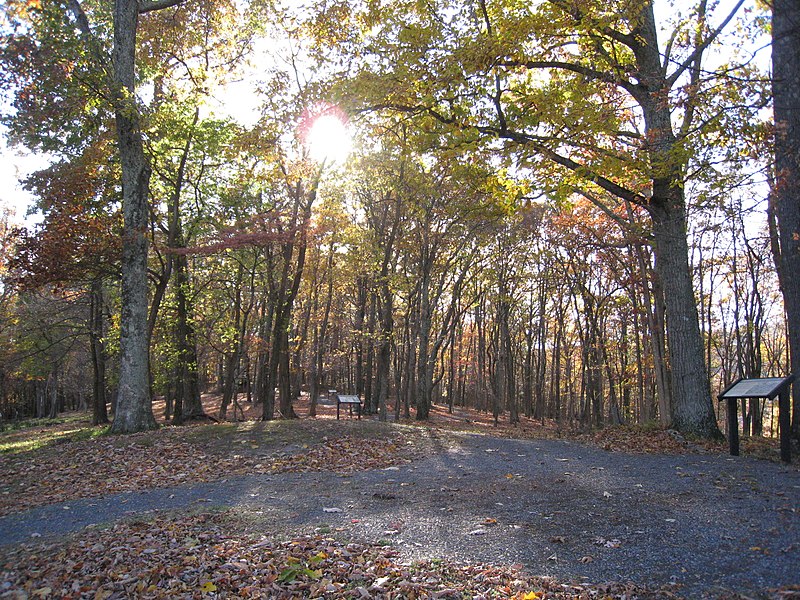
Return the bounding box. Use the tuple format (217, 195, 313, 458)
(336, 394, 362, 420)
(719, 377, 791, 400)
(718, 375, 794, 463)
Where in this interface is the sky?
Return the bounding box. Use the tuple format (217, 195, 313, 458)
(0, 126, 47, 226)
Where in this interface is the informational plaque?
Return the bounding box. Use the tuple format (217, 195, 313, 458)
(336, 395, 362, 420)
(717, 375, 794, 463)
(718, 377, 791, 400)
(336, 395, 361, 404)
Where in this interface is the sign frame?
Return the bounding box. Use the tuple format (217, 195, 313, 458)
(717, 375, 794, 463)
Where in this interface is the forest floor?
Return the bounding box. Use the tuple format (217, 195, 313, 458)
(0, 395, 799, 599)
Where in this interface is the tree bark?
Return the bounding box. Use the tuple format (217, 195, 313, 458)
(110, 0, 157, 433)
(89, 277, 109, 425)
(649, 190, 720, 438)
(634, 3, 722, 439)
(772, 0, 800, 439)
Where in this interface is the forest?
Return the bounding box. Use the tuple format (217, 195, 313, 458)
(0, 0, 798, 443)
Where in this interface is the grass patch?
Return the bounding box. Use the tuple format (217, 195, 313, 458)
(0, 412, 87, 434)
(0, 423, 107, 455)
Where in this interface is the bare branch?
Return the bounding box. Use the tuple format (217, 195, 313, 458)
(666, 0, 746, 88)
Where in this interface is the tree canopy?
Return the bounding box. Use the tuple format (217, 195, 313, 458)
(0, 0, 792, 443)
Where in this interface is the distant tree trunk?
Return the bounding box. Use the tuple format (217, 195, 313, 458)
(626, 202, 671, 424)
(475, 296, 488, 413)
(522, 295, 535, 419)
(89, 277, 110, 425)
(309, 241, 335, 417)
(220, 262, 245, 421)
(376, 289, 392, 422)
(496, 259, 517, 424)
(353, 275, 368, 399)
(364, 291, 377, 413)
(534, 280, 547, 421)
(278, 327, 296, 418)
(47, 370, 59, 419)
(173, 251, 205, 422)
(254, 292, 274, 411)
(771, 0, 800, 440)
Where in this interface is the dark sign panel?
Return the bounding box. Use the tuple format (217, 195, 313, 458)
(719, 377, 792, 400)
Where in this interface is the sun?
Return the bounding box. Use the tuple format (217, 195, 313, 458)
(305, 113, 353, 165)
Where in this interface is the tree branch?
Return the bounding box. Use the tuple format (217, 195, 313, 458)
(665, 0, 746, 88)
(138, 0, 186, 15)
(65, 0, 109, 70)
(499, 59, 645, 103)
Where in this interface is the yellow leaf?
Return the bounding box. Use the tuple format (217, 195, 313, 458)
(200, 581, 217, 593)
(522, 592, 541, 600)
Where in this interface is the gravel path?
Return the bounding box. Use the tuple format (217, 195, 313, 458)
(2, 431, 798, 597)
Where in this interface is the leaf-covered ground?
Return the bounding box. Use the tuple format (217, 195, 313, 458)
(1, 399, 798, 599)
(0, 511, 683, 599)
(0, 420, 414, 517)
(1, 394, 795, 518)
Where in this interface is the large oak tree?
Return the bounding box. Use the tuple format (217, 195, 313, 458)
(62, 0, 187, 432)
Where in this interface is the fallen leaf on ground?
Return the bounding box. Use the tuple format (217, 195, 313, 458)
(0, 512, 678, 600)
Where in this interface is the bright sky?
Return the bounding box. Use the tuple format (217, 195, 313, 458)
(0, 127, 46, 226)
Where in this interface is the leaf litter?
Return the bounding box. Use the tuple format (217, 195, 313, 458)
(0, 511, 683, 599)
(2, 411, 798, 599)
(0, 426, 411, 517)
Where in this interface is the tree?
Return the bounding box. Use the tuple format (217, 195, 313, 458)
(105, 0, 184, 433)
(66, 0, 202, 433)
(309, 0, 767, 438)
(771, 0, 800, 439)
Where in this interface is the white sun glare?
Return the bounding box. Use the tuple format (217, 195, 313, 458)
(306, 114, 353, 165)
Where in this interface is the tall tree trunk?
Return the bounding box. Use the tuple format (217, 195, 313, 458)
(634, 3, 721, 439)
(376, 291, 392, 422)
(771, 0, 800, 440)
(364, 292, 377, 413)
(220, 263, 244, 421)
(354, 275, 367, 397)
(648, 190, 719, 438)
(309, 241, 335, 418)
(173, 252, 204, 422)
(110, 0, 156, 434)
